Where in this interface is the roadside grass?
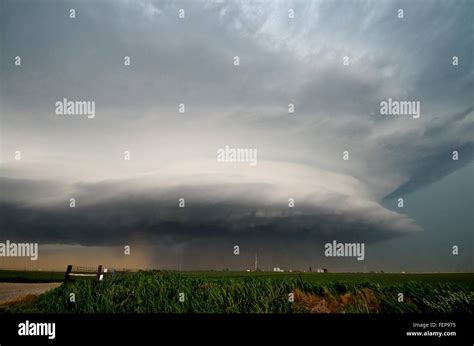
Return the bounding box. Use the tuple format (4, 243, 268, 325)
(3, 272, 473, 313)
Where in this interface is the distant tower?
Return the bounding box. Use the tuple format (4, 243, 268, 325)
(254, 253, 258, 271)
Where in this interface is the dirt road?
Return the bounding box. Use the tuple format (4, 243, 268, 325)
(0, 282, 61, 303)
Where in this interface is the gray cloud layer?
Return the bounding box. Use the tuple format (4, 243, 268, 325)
(0, 162, 421, 245)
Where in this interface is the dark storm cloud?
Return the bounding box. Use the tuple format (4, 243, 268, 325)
(0, 171, 420, 246)
(384, 142, 474, 199)
(383, 106, 474, 199)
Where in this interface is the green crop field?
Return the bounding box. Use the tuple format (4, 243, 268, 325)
(1, 271, 473, 313)
(182, 271, 474, 288)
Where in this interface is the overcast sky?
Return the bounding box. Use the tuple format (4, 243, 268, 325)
(0, 0, 472, 271)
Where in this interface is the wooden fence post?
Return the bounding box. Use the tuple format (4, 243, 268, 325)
(97, 265, 102, 281)
(64, 265, 73, 282)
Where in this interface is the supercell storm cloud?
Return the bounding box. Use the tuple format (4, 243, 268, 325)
(0, 0, 472, 270)
(0, 162, 422, 245)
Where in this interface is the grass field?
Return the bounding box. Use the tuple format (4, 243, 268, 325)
(1, 270, 473, 313)
(183, 272, 474, 288)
